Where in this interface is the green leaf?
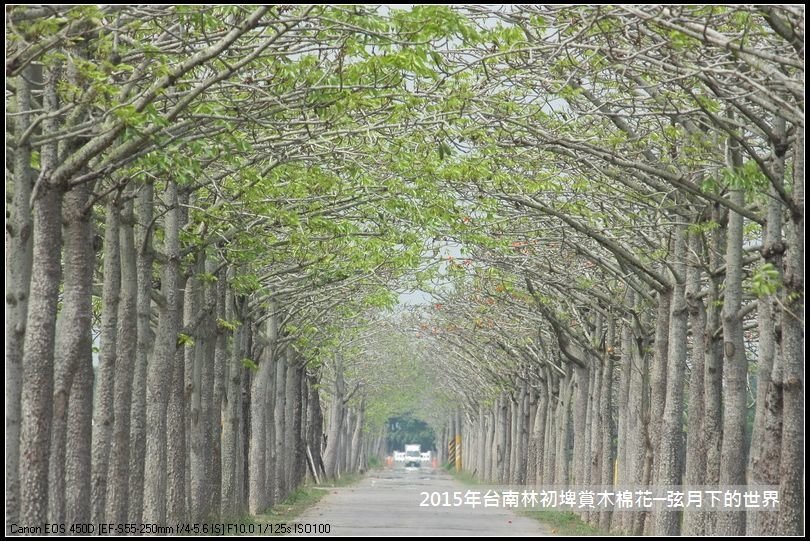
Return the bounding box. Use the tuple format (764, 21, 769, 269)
(242, 358, 259, 372)
(750, 263, 780, 297)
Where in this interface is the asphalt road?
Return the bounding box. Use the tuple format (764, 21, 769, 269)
(290, 466, 550, 536)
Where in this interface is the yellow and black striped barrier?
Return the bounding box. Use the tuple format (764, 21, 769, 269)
(447, 437, 462, 472)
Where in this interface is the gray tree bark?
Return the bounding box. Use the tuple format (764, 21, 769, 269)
(717, 185, 748, 536)
(128, 183, 153, 526)
(682, 231, 708, 536)
(703, 206, 727, 535)
(599, 317, 616, 532)
(5, 66, 35, 531)
(655, 226, 688, 535)
(142, 181, 181, 525)
(48, 182, 93, 525)
(106, 198, 137, 524)
(323, 357, 345, 480)
(221, 290, 245, 516)
(20, 65, 63, 526)
(91, 199, 120, 525)
(747, 128, 785, 536)
(778, 126, 803, 535)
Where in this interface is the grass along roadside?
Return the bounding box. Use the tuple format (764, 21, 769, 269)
(444, 465, 605, 536)
(517, 509, 603, 536)
(237, 473, 364, 535)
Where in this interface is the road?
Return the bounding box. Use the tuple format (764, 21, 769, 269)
(291, 466, 550, 536)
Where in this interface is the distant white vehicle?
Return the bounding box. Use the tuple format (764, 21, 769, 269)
(404, 444, 421, 468)
(393, 451, 406, 462)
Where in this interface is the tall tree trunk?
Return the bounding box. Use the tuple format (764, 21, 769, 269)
(20, 65, 63, 526)
(307, 375, 325, 480)
(350, 399, 365, 473)
(717, 185, 748, 536)
(48, 183, 93, 525)
(703, 205, 727, 535)
(655, 226, 688, 535)
(555, 371, 574, 487)
(648, 289, 671, 473)
(211, 271, 227, 517)
(323, 357, 345, 480)
(248, 316, 275, 514)
(199, 260, 218, 517)
(91, 199, 121, 525)
(747, 127, 785, 535)
(128, 183, 154, 526)
(496, 395, 508, 483)
(106, 197, 137, 524)
(273, 346, 288, 499)
(221, 290, 244, 516)
(682, 231, 708, 536)
(542, 375, 557, 486)
(166, 302, 188, 524)
(613, 291, 633, 534)
(572, 365, 589, 485)
(629, 300, 651, 536)
(143, 180, 181, 525)
(5, 66, 35, 532)
(778, 126, 803, 535)
(284, 351, 300, 489)
(588, 355, 603, 527)
(186, 268, 202, 519)
(534, 386, 548, 487)
(599, 317, 616, 532)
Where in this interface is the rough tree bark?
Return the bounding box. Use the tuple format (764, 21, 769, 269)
(655, 226, 688, 535)
(19, 65, 63, 526)
(682, 231, 708, 536)
(128, 183, 153, 526)
(48, 181, 93, 525)
(142, 180, 180, 525)
(717, 184, 748, 536)
(106, 198, 137, 524)
(5, 66, 35, 532)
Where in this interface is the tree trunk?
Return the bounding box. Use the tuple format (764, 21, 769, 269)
(5, 66, 35, 531)
(273, 346, 288, 499)
(106, 198, 137, 524)
(703, 206, 727, 535)
(19, 64, 63, 527)
(221, 290, 245, 516)
(613, 291, 633, 533)
(48, 183, 93, 525)
(599, 317, 616, 532)
(285, 351, 301, 489)
(778, 126, 803, 535)
(210, 271, 227, 517)
(142, 181, 181, 525)
(323, 358, 345, 480)
(91, 199, 121, 525)
(128, 183, 153, 526)
(534, 386, 548, 487)
(166, 302, 188, 524)
(717, 186, 748, 536)
(655, 225, 688, 535)
(64, 343, 93, 526)
(747, 135, 785, 535)
(682, 231, 708, 536)
(350, 400, 365, 473)
(248, 322, 273, 514)
(572, 365, 589, 485)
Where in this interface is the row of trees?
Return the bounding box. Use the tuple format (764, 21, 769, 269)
(409, 5, 803, 536)
(5, 5, 468, 531)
